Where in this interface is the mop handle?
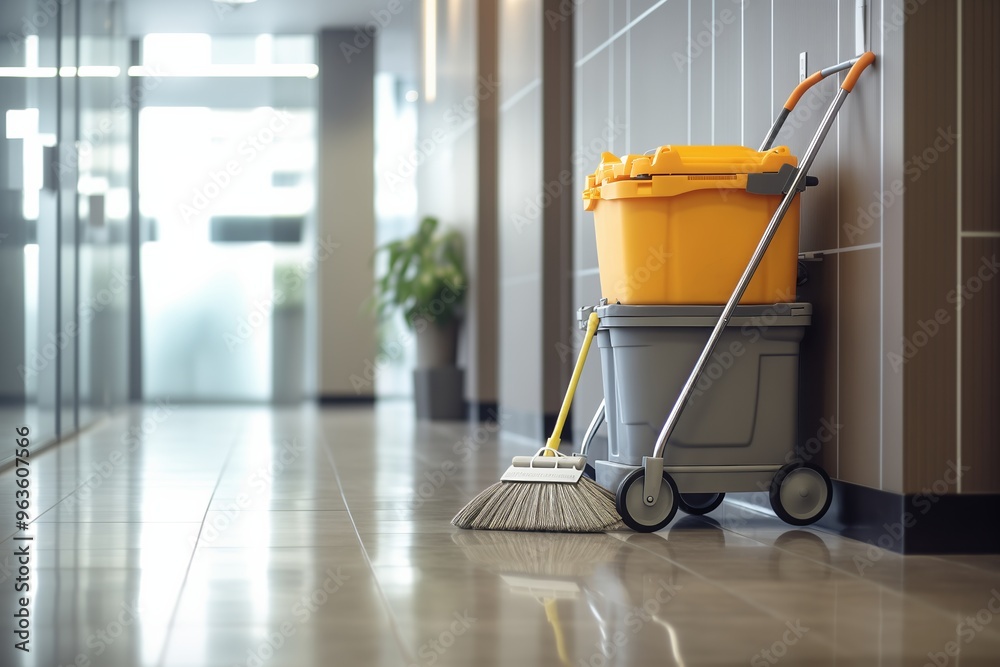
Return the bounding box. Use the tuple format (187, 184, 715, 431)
(545, 311, 600, 454)
(653, 52, 876, 460)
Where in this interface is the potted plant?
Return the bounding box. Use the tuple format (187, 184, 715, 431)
(373, 216, 467, 418)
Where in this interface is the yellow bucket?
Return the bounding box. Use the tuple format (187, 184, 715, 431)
(583, 145, 801, 305)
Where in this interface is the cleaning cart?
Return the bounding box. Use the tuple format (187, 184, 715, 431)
(576, 53, 876, 532)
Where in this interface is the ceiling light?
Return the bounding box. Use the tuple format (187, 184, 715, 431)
(128, 64, 318, 78)
(0, 67, 57, 78)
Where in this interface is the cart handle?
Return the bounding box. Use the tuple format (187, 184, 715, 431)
(784, 60, 850, 111)
(650, 51, 877, 469)
(841, 51, 876, 92)
(759, 52, 876, 151)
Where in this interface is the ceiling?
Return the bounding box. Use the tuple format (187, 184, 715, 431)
(122, 0, 402, 35)
(121, 0, 418, 76)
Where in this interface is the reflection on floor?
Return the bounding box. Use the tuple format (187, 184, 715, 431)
(2, 403, 999, 666)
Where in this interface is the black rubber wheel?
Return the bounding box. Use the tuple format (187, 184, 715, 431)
(769, 462, 833, 526)
(583, 463, 597, 481)
(615, 468, 679, 533)
(677, 492, 726, 516)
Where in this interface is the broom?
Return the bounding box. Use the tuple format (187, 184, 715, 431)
(452, 312, 622, 532)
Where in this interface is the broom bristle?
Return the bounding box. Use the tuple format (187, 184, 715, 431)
(452, 477, 623, 533)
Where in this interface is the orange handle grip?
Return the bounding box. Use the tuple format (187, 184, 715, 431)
(841, 51, 876, 92)
(783, 71, 823, 112)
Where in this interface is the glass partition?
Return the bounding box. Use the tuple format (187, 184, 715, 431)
(1, 3, 62, 449)
(136, 34, 317, 402)
(0, 0, 129, 458)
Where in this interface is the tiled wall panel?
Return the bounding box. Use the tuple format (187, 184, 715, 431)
(569, 0, 899, 492)
(488, 0, 1000, 497)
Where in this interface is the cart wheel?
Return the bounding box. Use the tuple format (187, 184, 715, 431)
(769, 462, 832, 526)
(677, 492, 726, 516)
(583, 463, 596, 481)
(615, 468, 679, 533)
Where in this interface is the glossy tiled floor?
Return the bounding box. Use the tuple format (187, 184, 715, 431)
(3, 403, 1000, 666)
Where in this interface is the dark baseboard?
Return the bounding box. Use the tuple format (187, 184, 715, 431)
(742, 479, 1000, 554)
(902, 492, 1000, 554)
(814, 480, 907, 551)
(465, 401, 499, 423)
(317, 395, 376, 405)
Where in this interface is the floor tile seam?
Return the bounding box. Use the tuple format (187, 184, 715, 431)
(925, 554, 1000, 578)
(7, 416, 131, 540)
(154, 428, 243, 667)
(318, 428, 415, 667)
(710, 511, 1000, 632)
(615, 533, 874, 653)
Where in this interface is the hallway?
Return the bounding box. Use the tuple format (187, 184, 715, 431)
(4, 404, 1000, 666)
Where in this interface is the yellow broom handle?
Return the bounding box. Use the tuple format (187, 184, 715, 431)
(543, 599, 571, 666)
(545, 311, 600, 454)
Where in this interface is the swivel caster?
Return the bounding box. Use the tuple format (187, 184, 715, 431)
(677, 492, 725, 516)
(615, 468, 679, 533)
(769, 462, 833, 526)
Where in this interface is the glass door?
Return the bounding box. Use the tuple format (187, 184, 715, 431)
(136, 34, 318, 402)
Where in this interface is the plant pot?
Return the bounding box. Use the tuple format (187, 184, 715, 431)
(413, 367, 465, 420)
(415, 319, 459, 369)
(413, 319, 463, 420)
(272, 303, 305, 403)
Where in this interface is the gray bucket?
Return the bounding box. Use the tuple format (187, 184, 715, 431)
(580, 303, 811, 494)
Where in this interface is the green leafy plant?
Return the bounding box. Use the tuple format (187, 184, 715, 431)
(373, 216, 466, 328)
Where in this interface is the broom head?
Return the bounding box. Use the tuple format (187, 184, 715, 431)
(452, 449, 622, 532)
